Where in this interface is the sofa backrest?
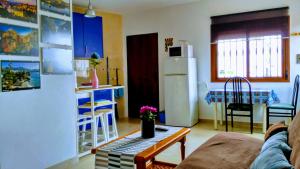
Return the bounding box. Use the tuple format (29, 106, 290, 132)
(288, 112, 300, 168)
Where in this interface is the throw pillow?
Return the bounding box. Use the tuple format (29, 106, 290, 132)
(250, 144, 293, 169)
(250, 131, 294, 169)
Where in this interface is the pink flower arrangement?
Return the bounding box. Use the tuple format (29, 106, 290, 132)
(140, 105, 157, 121)
(140, 106, 157, 114)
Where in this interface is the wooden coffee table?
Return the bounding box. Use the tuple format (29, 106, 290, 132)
(92, 128, 191, 169)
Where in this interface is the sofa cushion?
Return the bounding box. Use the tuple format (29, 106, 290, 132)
(290, 138, 300, 169)
(175, 132, 263, 169)
(251, 131, 293, 169)
(288, 112, 300, 167)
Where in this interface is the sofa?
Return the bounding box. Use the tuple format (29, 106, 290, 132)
(176, 112, 300, 169)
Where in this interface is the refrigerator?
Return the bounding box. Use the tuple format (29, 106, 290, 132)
(164, 57, 199, 127)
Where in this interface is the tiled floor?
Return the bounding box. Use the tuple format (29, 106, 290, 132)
(48, 118, 264, 169)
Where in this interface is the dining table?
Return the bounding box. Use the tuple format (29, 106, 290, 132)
(205, 89, 280, 133)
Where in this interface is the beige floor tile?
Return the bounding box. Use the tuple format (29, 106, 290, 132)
(48, 118, 264, 169)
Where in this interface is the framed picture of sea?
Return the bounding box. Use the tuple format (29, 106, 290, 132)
(1, 61, 41, 92)
(42, 48, 73, 74)
(41, 15, 71, 46)
(0, 0, 37, 23)
(40, 0, 70, 16)
(0, 23, 39, 56)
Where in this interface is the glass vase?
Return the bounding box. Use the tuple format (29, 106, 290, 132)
(141, 119, 155, 138)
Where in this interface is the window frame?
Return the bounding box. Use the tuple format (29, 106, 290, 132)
(210, 8, 290, 83)
(211, 38, 290, 83)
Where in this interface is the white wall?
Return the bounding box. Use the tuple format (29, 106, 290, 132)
(0, 76, 77, 169)
(0, 1, 77, 169)
(123, 0, 300, 122)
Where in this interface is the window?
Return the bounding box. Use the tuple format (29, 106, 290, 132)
(211, 7, 290, 82)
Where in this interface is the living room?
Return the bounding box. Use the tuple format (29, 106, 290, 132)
(0, 0, 300, 169)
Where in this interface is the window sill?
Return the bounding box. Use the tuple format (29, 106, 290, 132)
(211, 78, 290, 83)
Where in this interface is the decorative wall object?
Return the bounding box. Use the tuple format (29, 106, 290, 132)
(41, 15, 71, 46)
(74, 60, 89, 78)
(42, 48, 73, 74)
(1, 60, 41, 92)
(0, 23, 39, 56)
(165, 38, 173, 52)
(0, 0, 37, 23)
(291, 32, 300, 36)
(40, 0, 70, 16)
(297, 54, 300, 64)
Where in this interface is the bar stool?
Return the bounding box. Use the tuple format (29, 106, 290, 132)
(77, 114, 93, 154)
(83, 110, 108, 147)
(103, 110, 118, 141)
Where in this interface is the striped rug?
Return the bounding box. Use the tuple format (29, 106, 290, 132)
(95, 126, 182, 169)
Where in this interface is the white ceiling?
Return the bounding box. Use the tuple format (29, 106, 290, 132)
(72, 0, 200, 14)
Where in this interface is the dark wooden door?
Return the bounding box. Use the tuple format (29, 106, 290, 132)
(127, 33, 159, 118)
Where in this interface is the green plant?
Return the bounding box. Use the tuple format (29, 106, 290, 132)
(89, 52, 102, 69)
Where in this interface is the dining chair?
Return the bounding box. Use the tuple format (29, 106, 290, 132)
(266, 75, 300, 130)
(224, 77, 253, 134)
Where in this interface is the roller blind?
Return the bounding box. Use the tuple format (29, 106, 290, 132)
(211, 7, 289, 43)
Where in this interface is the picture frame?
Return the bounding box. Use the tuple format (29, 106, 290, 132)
(1, 60, 41, 92)
(41, 15, 72, 46)
(0, 23, 39, 56)
(40, 0, 70, 16)
(0, 0, 37, 23)
(42, 48, 73, 75)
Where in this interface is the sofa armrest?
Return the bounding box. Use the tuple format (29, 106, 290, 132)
(265, 122, 288, 141)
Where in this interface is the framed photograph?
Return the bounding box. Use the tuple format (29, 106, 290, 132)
(0, 0, 37, 23)
(40, 0, 70, 16)
(41, 15, 71, 46)
(1, 61, 41, 92)
(0, 23, 39, 56)
(42, 48, 73, 74)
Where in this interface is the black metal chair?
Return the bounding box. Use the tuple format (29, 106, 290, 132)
(225, 77, 253, 134)
(266, 75, 300, 130)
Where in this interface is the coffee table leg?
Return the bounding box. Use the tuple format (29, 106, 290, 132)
(180, 136, 186, 161)
(136, 160, 147, 169)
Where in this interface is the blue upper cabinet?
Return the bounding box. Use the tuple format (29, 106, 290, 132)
(73, 13, 85, 58)
(73, 12, 104, 58)
(83, 16, 104, 58)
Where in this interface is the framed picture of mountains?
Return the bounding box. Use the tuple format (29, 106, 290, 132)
(0, 0, 37, 23)
(42, 48, 73, 75)
(41, 15, 71, 46)
(1, 60, 41, 92)
(0, 23, 39, 56)
(40, 0, 70, 16)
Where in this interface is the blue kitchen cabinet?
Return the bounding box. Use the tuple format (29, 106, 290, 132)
(73, 13, 85, 58)
(83, 16, 104, 58)
(73, 12, 104, 58)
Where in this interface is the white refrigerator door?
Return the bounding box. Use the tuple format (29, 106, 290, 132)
(165, 75, 190, 127)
